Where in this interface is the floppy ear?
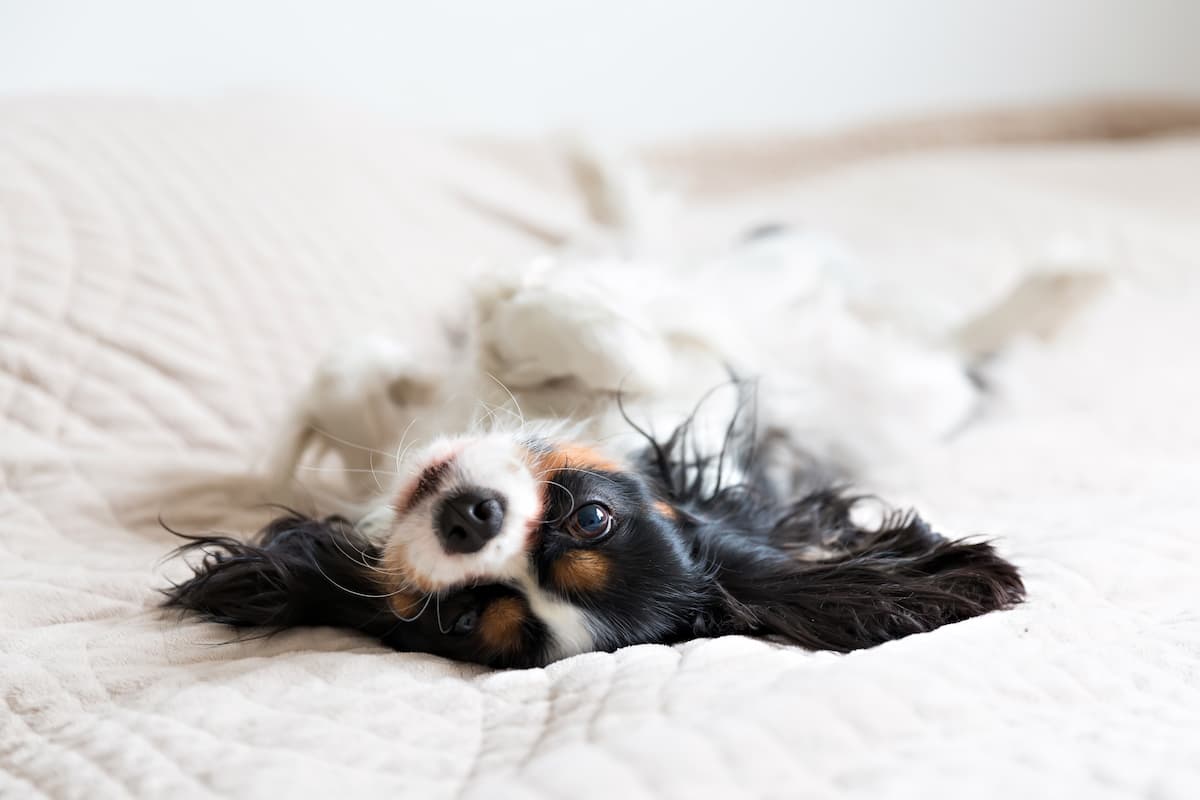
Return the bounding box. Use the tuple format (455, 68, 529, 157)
(700, 502, 1025, 652)
(161, 512, 394, 639)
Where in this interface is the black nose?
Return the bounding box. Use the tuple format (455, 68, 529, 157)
(436, 489, 506, 554)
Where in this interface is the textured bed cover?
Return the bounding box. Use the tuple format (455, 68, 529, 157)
(1, 99, 1198, 799)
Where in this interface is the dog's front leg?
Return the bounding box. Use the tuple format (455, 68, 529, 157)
(266, 335, 447, 498)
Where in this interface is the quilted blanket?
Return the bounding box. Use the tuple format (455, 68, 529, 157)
(2, 98, 1198, 799)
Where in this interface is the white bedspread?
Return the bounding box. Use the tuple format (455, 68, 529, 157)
(2, 98, 1198, 799)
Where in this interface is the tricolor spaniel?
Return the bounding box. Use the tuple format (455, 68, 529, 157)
(159, 151, 1102, 667)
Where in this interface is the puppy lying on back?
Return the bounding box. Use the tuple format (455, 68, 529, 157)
(164, 148, 1102, 666)
(162, 254, 1026, 665)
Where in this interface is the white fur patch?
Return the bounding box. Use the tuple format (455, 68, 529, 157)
(380, 434, 540, 589)
(514, 569, 594, 660)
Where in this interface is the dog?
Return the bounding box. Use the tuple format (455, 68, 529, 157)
(162, 147, 1106, 667)
(163, 391, 1024, 667)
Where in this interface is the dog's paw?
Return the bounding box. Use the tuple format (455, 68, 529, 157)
(955, 268, 1110, 357)
(473, 259, 673, 394)
(267, 336, 442, 491)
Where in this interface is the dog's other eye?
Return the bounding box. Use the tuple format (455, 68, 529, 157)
(568, 503, 612, 538)
(449, 607, 479, 636)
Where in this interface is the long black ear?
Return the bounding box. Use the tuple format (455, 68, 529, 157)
(627, 378, 1023, 651)
(161, 512, 394, 639)
(704, 505, 1025, 652)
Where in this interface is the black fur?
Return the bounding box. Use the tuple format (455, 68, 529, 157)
(162, 513, 397, 639)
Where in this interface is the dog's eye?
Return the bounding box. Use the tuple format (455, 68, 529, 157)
(568, 503, 612, 538)
(449, 607, 479, 636)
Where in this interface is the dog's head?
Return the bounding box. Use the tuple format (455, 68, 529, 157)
(164, 406, 1024, 667)
(358, 432, 710, 665)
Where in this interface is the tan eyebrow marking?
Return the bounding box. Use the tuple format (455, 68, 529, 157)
(478, 596, 527, 654)
(654, 500, 679, 520)
(521, 442, 625, 527)
(549, 549, 611, 593)
(526, 443, 624, 478)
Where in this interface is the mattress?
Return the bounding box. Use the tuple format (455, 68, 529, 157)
(2, 97, 1198, 799)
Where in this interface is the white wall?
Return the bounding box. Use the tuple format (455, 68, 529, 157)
(2, 0, 1198, 141)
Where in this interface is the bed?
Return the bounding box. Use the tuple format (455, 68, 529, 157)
(2, 97, 1198, 798)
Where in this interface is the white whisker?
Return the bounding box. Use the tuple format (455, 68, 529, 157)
(329, 525, 407, 576)
(536, 479, 576, 515)
(533, 466, 617, 482)
(393, 417, 420, 468)
(368, 449, 384, 492)
(307, 424, 398, 460)
(392, 591, 435, 622)
(297, 465, 402, 476)
(484, 370, 526, 428)
(395, 435, 425, 472)
(474, 399, 500, 431)
(311, 559, 420, 600)
(435, 593, 451, 635)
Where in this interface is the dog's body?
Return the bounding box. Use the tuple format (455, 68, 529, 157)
(164, 151, 1104, 666)
(164, 235, 1026, 666)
